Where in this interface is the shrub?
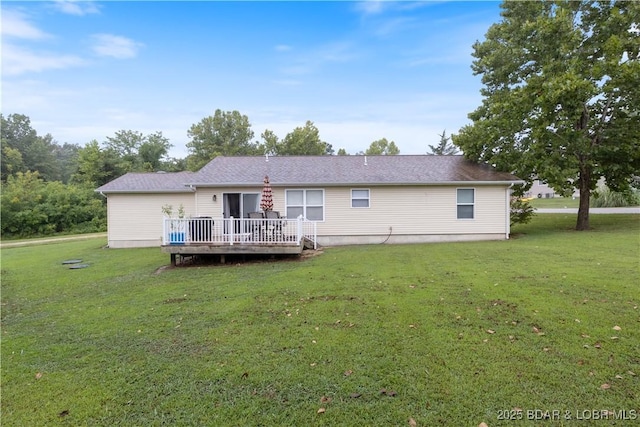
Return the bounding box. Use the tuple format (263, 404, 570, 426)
(1, 171, 106, 238)
(510, 197, 536, 226)
(590, 185, 640, 208)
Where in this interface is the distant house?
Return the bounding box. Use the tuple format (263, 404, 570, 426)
(96, 155, 523, 254)
(526, 179, 580, 199)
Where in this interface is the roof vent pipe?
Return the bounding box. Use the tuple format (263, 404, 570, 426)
(265, 153, 269, 162)
(364, 155, 368, 166)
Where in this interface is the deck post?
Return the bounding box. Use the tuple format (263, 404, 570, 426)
(170, 253, 176, 266)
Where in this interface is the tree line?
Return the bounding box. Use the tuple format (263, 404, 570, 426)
(1, 111, 455, 238)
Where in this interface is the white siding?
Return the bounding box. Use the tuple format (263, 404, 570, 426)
(106, 185, 511, 248)
(106, 193, 195, 248)
(315, 185, 509, 241)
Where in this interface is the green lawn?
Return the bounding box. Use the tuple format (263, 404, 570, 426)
(528, 197, 580, 208)
(2, 215, 639, 426)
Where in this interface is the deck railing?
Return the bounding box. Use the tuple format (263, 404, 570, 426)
(162, 216, 316, 248)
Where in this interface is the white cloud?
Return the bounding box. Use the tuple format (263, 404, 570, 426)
(280, 41, 359, 76)
(91, 34, 144, 59)
(372, 16, 418, 37)
(1, 9, 51, 40)
(1, 43, 86, 76)
(275, 44, 292, 52)
(354, 1, 387, 16)
(51, 0, 100, 16)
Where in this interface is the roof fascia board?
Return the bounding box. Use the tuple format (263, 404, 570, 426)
(94, 189, 195, 194)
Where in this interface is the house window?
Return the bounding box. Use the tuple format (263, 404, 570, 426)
(351, 189, 370, 208)
(286, 189, 324, 221)
(457, 188, 475, 219)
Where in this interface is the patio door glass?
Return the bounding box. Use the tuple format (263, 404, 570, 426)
(223, 193, 260, 233)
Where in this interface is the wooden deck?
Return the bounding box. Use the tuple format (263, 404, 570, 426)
(161, 217, 317, 265)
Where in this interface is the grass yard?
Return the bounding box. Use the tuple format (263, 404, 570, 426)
(2, 214, 639, 426)
(528, 197, 580, 209)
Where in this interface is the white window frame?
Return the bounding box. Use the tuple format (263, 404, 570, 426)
(351, 188, 370, 208)
(285, 189, 325, 221)
(456, 188, 475, 219)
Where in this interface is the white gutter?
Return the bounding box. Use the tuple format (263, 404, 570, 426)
(95, 189, 196, 194)
(184, 180, 526, 188)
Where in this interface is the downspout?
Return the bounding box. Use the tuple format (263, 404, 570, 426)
(189, 185, 197, 216)
(506, 184, 513, 239)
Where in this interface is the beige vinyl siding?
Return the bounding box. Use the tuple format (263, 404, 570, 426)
(316, 185, 508, 237)
(106, 193, 195, 248)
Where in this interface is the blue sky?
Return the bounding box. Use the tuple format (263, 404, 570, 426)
(2, 0, 502, 158)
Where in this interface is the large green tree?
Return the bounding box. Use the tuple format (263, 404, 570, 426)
(186, 110, 258, 170)
(364, 138, 400, 155)
(1, 113, 59, 181)
(104, 130, 172, 173)
(72, 140, 123, 187)
(262, 121, 333, 156)
(454, 0, 640, 230)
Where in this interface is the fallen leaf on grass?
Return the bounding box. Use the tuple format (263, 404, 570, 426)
(479, 423, 488, 427)
(350, 392, 362, 398)
(613, 325, 622, 331)
(409, 417, 417, 426)
(628, 371, 636, 376)
(320, 396, 332, 404)
(600, 383, 611, 390)
(615, 375, 623, 379)
(486, 329, 495, 334)
(35, 372, 43, 380)
(317, 407, 326, 414)
(59, 410, 69, 418)
(344, 370, 353, 376)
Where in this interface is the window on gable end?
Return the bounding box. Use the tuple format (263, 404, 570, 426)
(457, 188, 475, 219)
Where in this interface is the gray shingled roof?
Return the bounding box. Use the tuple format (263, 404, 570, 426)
(96, 171, 196, 193)
(96, 156, 522, 193)
(188, 155, 522, 187)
